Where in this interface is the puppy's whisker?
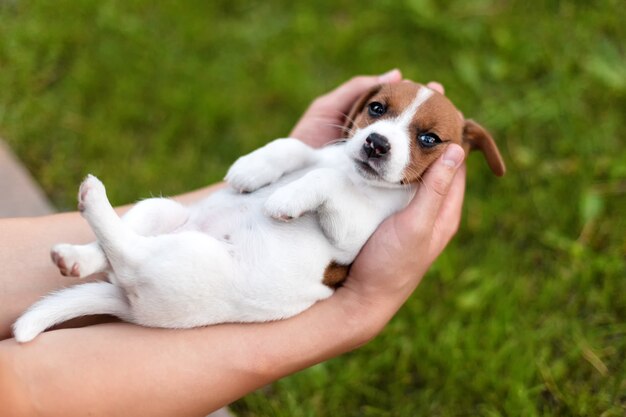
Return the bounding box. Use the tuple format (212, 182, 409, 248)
(323, 122, 354, 137)
(339, 112, 358, 129)
(414, 174, 432, 194)
(401, 167, 428, 192)
(324, 122, 349, 130)
(322, 138, 348, 147)
(337, 110, 352, 119)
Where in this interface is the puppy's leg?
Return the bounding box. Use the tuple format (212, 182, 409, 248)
(264, 168, 379, 248)
(51, 242, 108, 278)
(120, 197, 190, 236)
(225, 138, 318, 192)
(51, 196, 189, 278)
(74, 176, 156, 280)
(264, 168, 347, 220)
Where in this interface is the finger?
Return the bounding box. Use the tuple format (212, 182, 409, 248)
(378, 68, 403, 83)
(431, 163, 466, 253)
(426, 81, 445, 95)
(321, 69, 403, 113)
(396, 144, 465, 235)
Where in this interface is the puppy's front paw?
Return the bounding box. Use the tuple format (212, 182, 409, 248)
(78, 174, 107, 213)
(225, 153, 284, 193)
(264, 185, 314, 221)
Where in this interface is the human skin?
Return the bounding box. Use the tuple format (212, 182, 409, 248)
(0, 70, 467, 416)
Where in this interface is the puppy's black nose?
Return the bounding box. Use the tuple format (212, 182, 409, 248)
(364, 133, 390, 158)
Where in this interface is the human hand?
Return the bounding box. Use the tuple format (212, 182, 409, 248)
(290, 69, 403, 147)
(336, 144, 467, 338)
(291, 72, 463, 339)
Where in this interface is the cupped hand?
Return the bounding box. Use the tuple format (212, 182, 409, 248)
(293, 71, 465, 337)
(337, 145, 466, 334)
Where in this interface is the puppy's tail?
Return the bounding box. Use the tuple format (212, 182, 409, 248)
(12, 282, 131, 343)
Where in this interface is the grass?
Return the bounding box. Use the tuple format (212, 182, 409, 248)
(1, 0, 625, 415)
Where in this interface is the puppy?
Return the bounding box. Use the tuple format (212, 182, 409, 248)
(13, 81, 505, 342)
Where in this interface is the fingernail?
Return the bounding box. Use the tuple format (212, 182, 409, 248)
(378, 68, 401, 83)
(442, 144, 464, 168)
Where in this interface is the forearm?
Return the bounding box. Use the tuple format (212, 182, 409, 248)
(0, 291, 377, 417)
(0, 213, 97, 339)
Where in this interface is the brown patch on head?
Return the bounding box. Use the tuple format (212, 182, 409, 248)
(343, 81, 505, 182)
(322, 261, 349, 288)
(401, 86, 465, 183)
(343, 82, 420, 137)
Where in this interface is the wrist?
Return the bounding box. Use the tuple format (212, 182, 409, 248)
(252, 291, 385, 383)
(332, 285, 399, 345)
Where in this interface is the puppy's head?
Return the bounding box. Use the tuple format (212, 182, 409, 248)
(343, 81, 505, 185)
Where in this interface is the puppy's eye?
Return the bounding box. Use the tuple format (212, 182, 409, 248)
(368, 102, 386, 117)
(417, 132, 442, 148)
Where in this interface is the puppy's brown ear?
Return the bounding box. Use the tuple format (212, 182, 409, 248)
(463, 119, 506, 176)
(342, 85, 382, 138)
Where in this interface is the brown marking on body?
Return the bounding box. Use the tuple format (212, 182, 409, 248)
(323, 261, 349, 288)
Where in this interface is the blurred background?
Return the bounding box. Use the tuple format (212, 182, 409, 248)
(1, 0, 624, 415)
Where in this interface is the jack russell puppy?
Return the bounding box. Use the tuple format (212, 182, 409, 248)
(13, 81, 505, 342)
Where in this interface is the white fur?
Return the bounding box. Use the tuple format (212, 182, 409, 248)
(397, 86, 433, 127)
(13, 89, 433, 343)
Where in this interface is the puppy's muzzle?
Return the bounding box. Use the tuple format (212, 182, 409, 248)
(363, 133, 390, 159)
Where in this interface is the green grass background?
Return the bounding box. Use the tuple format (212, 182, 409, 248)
(1, 0, 625, 415)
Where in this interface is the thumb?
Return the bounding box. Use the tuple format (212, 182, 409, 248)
(396, 144, 465, 234)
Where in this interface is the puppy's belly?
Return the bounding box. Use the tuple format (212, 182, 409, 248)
(122, 212, 336, 328)
(124, 181, 359, 328)
(125, 250, 334, 328)
(184, 188, 266, 239)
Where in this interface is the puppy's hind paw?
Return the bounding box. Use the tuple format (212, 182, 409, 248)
(51, 244, 82, 278)
(78, 174, 107, 213)
(51, 243, 108, 279)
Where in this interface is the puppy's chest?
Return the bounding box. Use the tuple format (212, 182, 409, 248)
(186, 168, 322, 241)
(185, 157, 407, 253)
